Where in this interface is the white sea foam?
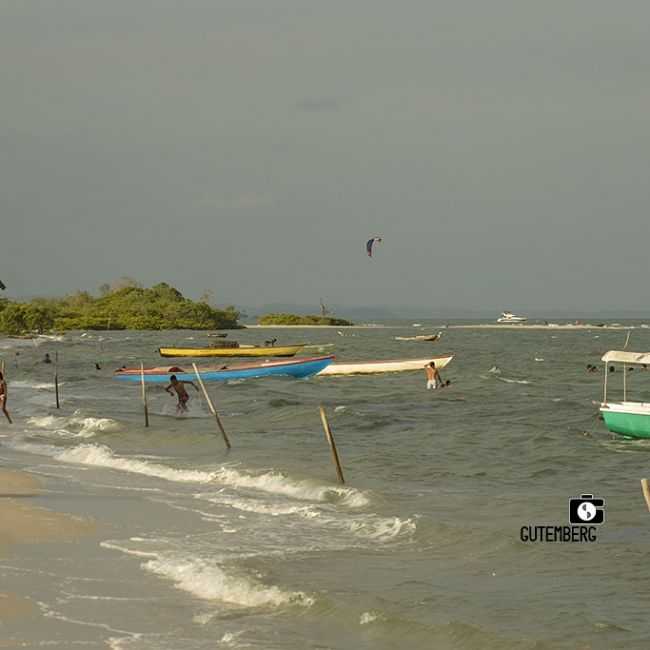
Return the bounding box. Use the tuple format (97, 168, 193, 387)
(143, 556, 314, 608)
(210, 467, 369, 506)
(199, 493, 321, 518)
(52, 443, 369, 506)
(57, 444, 219, 483)
(360, 611, 380, 625)
(496, 377, 530, 385)
(11, 380, 59, 390)
(347, 515, 416, 541)
(27, 415, 120, 438)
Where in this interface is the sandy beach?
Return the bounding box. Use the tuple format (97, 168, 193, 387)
(0, 468, 94, 631)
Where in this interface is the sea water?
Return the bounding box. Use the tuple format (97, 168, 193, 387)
(1, 324, 650, 649)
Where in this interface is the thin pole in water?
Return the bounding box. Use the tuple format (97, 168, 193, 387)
(319, 405, 345, 484)
(191, 362, 231, 449)
(140, 362, 149, 427)
(623, 331, 631, 401)
(641, 479, 650, 512)
(55, 351, 60, 409)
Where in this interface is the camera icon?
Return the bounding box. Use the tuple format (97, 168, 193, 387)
(569, 494, 605, 525)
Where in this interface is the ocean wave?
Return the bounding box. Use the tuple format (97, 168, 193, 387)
(209, 466, 369, 507)
(198, 493, 321, 518)
(144, 556, 313, 607)
(11, 380, 61, 390)
(27, 414, 120, 438)
(496, 377, 531, 385)
(52, 443, 369, 506)
(347, 515, 416, 542)
(56, 444, 219, 482)
(101, 547, 313, 609)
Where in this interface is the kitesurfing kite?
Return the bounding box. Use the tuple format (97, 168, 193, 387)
(366, 237, 382, 258)
(0, 280, 5, 291)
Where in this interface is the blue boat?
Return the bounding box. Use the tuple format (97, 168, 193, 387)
(114, 355, 334, 384)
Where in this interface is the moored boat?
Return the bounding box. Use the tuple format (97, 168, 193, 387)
(318, 355, 453, 376)
(599, 350, 650, 438)
(114, 355, 334, 383)
(394, 333, 441, 342)
(497, 311, 528, 323)
(159, 344, 305, 358)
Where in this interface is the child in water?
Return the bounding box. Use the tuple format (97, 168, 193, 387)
(165, 375, 199, 414)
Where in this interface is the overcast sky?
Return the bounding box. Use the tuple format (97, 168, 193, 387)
(1, 0, 648, 315)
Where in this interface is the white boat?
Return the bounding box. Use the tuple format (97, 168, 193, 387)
(318, 355, 453, 376)
(599, 350, 650, 438)
(497, 311, 528, 323)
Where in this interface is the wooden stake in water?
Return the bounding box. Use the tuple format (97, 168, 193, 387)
(54, 351, 60, 409)
(319, 405, 345, 484)
(140, 362, 149, 427)
(192, 362, 231, 449)
(641, 479, 650, 512)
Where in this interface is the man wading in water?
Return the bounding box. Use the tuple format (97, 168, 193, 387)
(0, 372, 12, 424)
(165, 375, 199, 414)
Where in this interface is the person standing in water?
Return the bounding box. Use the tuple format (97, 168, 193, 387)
(165, 375, 199, 414)
(0, 372, 12, 424)
(425, 362, 443, 390)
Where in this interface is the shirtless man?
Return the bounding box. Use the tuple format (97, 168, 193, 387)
(0, 372, 12, 423)
(165, 375, 199, 414)
(425, 362, 442, 390)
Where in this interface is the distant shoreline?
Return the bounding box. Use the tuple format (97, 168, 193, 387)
(245, 324, 394, 329)
(447, 324, 637, 331)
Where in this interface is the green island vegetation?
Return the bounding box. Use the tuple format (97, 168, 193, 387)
(257, 313, 354, 326)
(0, 280, 241, 334)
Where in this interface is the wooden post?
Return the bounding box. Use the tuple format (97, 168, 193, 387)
(140, 362, 149, 427)
(319, 405, 345, 484)
(0, 359, 4, 376)
(641, 479, 650, 512)
(623, 331, 631, 401)
(192, 362, 231, 449)
(54, 351, 60, 409)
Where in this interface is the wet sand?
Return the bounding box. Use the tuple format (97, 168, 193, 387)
(0, 468, 95, 632)
(0, 469, 94, 551)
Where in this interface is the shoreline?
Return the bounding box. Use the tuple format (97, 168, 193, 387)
(244, 324, 395, 329)
(447, 324, 637, 331)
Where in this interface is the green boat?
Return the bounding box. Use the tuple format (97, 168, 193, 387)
(600, 350, 650, 439)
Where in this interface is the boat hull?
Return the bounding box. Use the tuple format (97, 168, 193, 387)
(159, 345, 304, 358)
(601, 403, 650, 438)
(318, 355, 453, 376)
(115, 355, 334, 383)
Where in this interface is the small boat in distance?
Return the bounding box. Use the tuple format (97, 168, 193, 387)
(114, 355, 334, 383)
(318, 355, 453, 376)
(395, 333, 441, 342)
(599, 350, 650, 438)
(497, 311, 528, 324)
(159, 344, 305, 358)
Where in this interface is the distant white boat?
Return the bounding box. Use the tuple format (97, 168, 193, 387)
(497, 311, 528, 324)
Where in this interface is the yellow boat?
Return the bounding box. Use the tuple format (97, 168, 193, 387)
(158, 345, 305, 358)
